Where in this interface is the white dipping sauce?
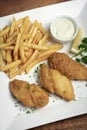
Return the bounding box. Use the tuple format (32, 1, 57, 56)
(51, 18, 75, 40)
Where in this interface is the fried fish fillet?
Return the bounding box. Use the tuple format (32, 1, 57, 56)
(39, 64, 75, 101)
(9, 79, 49, 108)
(48, 52, 87, 80)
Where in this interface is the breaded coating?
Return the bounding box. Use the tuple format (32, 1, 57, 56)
(9, 79, 49, 108)
(48, 52, 87, 80)
(39, 64, 75, 101)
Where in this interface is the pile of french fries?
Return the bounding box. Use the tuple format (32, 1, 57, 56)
(0, 16, 63, 78)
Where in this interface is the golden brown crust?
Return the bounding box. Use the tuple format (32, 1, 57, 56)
(39, 64, 55, 93)
(9, 79, 49, 108)
(48, 52, 87, 80)
(39, 64, 75, 101)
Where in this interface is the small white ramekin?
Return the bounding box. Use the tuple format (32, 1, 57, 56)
(50, 16, 78, 44)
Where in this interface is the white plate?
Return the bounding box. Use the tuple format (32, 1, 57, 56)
(0, 0, 87, 130)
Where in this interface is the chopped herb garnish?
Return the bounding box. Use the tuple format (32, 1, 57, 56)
(85, 83, 87, 87)
(50, 56, 54, 60)
(76, 58, 80, 62)
(35, 69, 38, 73)
(16, 86, 20, 90)
(32, 89, 36, 93)
(39, 100, 43, 105)
(63, 72, 67, 76)
(63, 90, 66, 94)
(25, 84, 30, 89)
(81, 56, 87, 64)
(74, 37, 87, 64)
(31, 107, 36, 111)
(39, 63, 44, 68)
(15, 104, 18, 107)
(26, 110, 31, 114)
(82, 37, 87, 44)
(17, 113, 20, 116)
(36, 80, 39, 83)
(17, 101, 21, 104)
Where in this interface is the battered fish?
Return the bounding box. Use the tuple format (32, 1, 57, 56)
(39, 64, 75, 101)
(9, 79, 49, 108)
(48, 52, 87, 80)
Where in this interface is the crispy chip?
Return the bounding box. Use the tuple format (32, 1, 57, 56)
(0, 16, 63, 78)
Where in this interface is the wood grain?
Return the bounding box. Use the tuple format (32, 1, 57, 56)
(31, 114, 87, 130)
(0, 0, 87, 130)
(0, 0, 68, 17)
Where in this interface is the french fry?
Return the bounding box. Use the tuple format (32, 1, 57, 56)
(29, 24, 36, 34)
(26, 44, 63, 73)
(32, 31, 42, 44)
(0, 27, 10, 37)
(0, 50, 3, 66)
(6, 29, 19, 43)
(16, 18, 23, 27)
(41, 32, 49, 42)
(25, 35, 49, 72)
(24, 27, 38, 59)
(38, 47, 62, 58)
(23, 16, 31, 34)
(9, 66, 18, 75)
(1, 50, 6, 60)
(19, 39, 27, 63)
(6, 50, 12, 64)
(9, 17, 16, 36)
(0, 36, 4, 43)
(13, 33, 21, 55)
(23, 16, 30, 24)
(20, 16, 30, 35)
(38, 43, 63, 55)
(28, 27, 38, 43)
(24, 44, 49, 51)
(25, 39, 44, 62)
(2, 25, 9, 42)
(13, 33, 21, 61)
(22, 34, 31, 41)
(3, 46, 14, 50)
(34, 20, 46, 34)
(48, 43, 63, 50)
(25, 49, 34, 59)
(0, 42, 13, 49)
(10, 39, 44, 78)
(0, 16, 63, 78)
(26, 55, 48, 73)
(9, 49, 39, 78)
(0, 60, 21, 71)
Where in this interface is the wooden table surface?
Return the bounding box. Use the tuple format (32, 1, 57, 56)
(0, 0, 87, 130)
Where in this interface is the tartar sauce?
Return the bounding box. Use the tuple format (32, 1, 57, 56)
(51, 18, 75, 40)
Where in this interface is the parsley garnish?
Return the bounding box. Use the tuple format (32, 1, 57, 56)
(25, 84, 30, 89)
(85, 83, 87, 87)
(35, 69, 38, 73)
(32, 89, 36, 93)
(39, 63, 44, 68)
(16, 86, 20, 90)
(74, 37, 87, 64)
(26, 110, 31, 114)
